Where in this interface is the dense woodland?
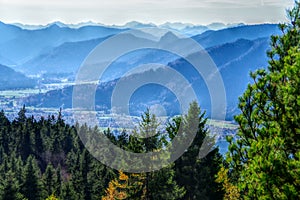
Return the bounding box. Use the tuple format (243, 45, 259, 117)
(0, 2, 300, 200)
(0, 102, 223, 200)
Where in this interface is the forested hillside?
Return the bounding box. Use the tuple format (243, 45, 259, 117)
(0, 103, 223, 199)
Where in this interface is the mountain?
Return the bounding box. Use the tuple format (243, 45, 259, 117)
(0, 21, 126, 65)
(0, 22, 279, 68)
(168, 37, 270, 119)
(12, 23, 46, 30)
(17, 32, 177, 77)
(159, 22, 209, 36)
(179, 26, 209, 36)
(160, 22, 195, 30)
(108, 21, 157, 29)
(206, 22, 245, 30)
(17, 24, 278, 79)
(193, 24, 280, 48)
(23, 37, 270, 119)
(18, 37, 108, 75)
(1, 22, 281, 119)
(24, 67, 181, 116)
(16, 24, 279, 77)
(0, 53, 15, 66)
(0, 64, 36, 90)
(0, 21, 23, 44)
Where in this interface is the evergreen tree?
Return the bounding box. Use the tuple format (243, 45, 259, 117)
(126, 110, 185, 200)
(79, 149, 92, 200)
(21, 156, 42, 200)
(222, 2, 300, 199)
(16, 105, 26, 123)
(55, 165, 62, 197)
(0, 110, 10, 154)
(61, 182, 78, 200)
(89, 160, 116, 200)
(167, 101, 223, 199)
(149, 164, 185, 200)
(0, 170, 24, 200)
(43, 163, 56, 197)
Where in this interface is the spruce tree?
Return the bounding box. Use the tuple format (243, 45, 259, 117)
(61, 182, 78, 200)
(55, 165, 62, 197)
(43, 163, 56, 197)
(0, 170, 24, 200)
(126, 110, 185, 200)
(79, 149, 92, 200)
(167, 101, 223, 199)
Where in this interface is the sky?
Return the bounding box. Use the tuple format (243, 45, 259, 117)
(0, 0, 295, 25)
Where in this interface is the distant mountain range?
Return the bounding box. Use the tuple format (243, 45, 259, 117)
(11, 21, 244, 33)
(0, 22, 126, 65)
(0, 21, 282, 119)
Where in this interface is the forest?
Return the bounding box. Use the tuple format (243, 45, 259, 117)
(0, 102, 223, 200)
(0, 2, 300, 200)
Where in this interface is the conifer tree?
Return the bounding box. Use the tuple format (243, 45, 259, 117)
(0, 170, 24, 200)
(43, 163, 56, 197)
(55, 165, 62, 197)
(21, 156, 42, 200)
(61, 182, 78, 200)
(167, 101, 223, 199)
(223, 2, 300, 199)
(126, 110, 185, 200)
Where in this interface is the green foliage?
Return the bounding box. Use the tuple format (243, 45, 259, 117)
(22, 156, 42, 200)
(125, 109, 186, 200)
(167, 101, 224, 199)
(0, 170, 25, 200)
(223, 1, 300, 199)
(43, 163, 56, 197)
(0, 102, 223, 199)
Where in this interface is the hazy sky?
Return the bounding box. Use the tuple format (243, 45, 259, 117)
(0, 0, 294, 25)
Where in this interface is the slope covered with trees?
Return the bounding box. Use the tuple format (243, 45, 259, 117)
(0, 102, 223, 199)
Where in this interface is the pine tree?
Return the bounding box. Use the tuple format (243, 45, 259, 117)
(223, 2, 300, 199)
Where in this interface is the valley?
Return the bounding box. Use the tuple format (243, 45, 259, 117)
(0, 21, 280, 154)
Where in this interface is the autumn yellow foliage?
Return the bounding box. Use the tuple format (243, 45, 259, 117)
(216, 167, 240, 200)
(102, 171, 129, 200)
